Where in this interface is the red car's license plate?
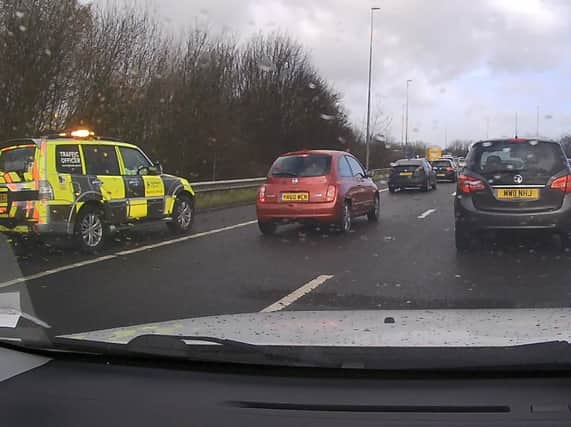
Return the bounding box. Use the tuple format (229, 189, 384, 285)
(282, 192, 309, 202)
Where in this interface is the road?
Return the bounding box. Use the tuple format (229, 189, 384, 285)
(2, 182, 571, 336)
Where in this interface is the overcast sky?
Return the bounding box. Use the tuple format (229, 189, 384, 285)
(127, 0, 571, 147)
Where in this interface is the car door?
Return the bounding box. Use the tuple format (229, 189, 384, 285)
(345, 155, 371, 213)
(81, 144, 127, 223)
(337, 155, 357, 209)
(118, 145, 165, 220)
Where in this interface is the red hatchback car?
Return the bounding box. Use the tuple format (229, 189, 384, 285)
(256, 150, 380, 234)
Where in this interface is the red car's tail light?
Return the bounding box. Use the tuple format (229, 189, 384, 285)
(258, 185, 267, 203)
(551, 174, 571, 193)
(458, 174, 486, 193)
(326, 185, 337, 202)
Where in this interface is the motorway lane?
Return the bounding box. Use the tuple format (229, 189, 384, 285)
(2, 182, 571, 337)
(291, 183, 571, 311)
(0, 204, 257, 282)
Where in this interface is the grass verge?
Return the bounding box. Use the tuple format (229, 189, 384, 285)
(195, 187, 258, 210)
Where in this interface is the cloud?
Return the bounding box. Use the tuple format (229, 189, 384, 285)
(115, 0, 571, 144)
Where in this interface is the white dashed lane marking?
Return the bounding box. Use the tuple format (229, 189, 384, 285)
(260, 275, 334, 313)
(417, 209, 437, 219)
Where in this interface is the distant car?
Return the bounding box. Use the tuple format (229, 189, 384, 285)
(388, 158, 437, 193)
(457, 157, 466, 168)
(455, 138, 571, 251)
(256, 150, 380, 234)
(431, 158, 458, 182)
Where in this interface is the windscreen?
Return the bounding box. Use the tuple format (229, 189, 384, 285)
(270, 155, 332, 177)
(3, 0, 571, 373)
(431, 160, 452, 168)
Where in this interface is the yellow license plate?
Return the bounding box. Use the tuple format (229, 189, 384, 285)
(0, 193, 7, 203)
(496, 188, 539, 200)
(437, 174, 446, 177)
(400, 172, 413, 177)
(282, 192, 309, 202)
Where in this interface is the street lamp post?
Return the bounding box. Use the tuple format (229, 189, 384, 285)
(404, 79, 412, 158)
(365, 7, 380, 170)
(536, 105, 540, 137)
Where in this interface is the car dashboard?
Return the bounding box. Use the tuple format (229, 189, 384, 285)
(1, 346, 571, 426)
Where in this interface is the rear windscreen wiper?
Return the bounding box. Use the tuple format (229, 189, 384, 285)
(271, 172, 298, 177)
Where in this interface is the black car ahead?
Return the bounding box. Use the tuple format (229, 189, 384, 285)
(388, 158, 437, 193)
(431, 158, 458, 182)
(454, 138, 571, 250)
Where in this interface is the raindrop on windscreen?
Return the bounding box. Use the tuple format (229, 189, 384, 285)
(413, 127, 419, 133)
(15, 11, 24, 18)
(483, 142, 492, 147)
(199, 8, 209, 16)
(18, 25, 26, 32)
(545, 114, 553, 120)
(308, 82, 317, 89)
(320, 113, 335, 121)
(529, 140, 539, 146)
(44, 48, 51, 56)
(439, 87, 446, 93)
(502, 147, 510, 152)
(507, 164, 514, 169)
(337, 136, 346, 144)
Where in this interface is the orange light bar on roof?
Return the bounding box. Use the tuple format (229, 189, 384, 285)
(70, 129, 94, 138)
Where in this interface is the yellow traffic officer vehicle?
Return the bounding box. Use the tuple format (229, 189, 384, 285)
(0, 129, 195, 252)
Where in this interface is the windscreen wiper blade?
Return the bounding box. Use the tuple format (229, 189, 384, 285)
(54, 333, 335, 367)
(271, 172, 298, 177)
(123, 334, 334, 366)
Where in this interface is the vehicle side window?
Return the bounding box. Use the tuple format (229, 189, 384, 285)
(338, 156, 353, 177)
(346, 156, 365, 177)
(56, 145, 82, 175)
(119, 146, 152, 176)
(83, 145, 120, 176)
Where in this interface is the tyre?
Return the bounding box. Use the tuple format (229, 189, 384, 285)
(455, 222, 471, 252)
(421, 179, 430, 192)
(367, 194, 380, 222)
(339, 201, 352, 233)
(167, 194, 195, 235)
(75, 206, 106, 253)
(389, 186, 396, 194)
(432, 180, 437, 190)
(258, 220, 277, 235)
